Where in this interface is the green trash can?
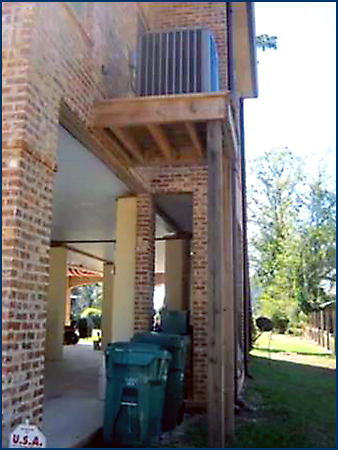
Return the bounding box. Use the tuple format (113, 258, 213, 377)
(132, 332, 189, 371)
(103, 342, 171, 447)
(161, 310, 190, 335)
(131, 332, 190, 431)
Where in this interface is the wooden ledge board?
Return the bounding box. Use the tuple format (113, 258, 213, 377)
(93, 91, 230, 127)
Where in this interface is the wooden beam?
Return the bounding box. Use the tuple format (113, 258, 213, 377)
(207, 120, 226, 447)
(51, 239, 116, 244)
(110, 125, 144, 164)
(222, 132, 235, 439)
(224, 103, 238, 158)
(92, 91, 229, 127)
(51, 242, 112, 264)
(207, 120, 235, 446)
(156, 233, 192, 241)
(185, 122, 203, 158)
(147, 124, 173, 160)
(68, 276, 103, 289)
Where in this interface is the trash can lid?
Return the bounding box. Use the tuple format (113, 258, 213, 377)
(132, 332, 189, 350)
(106, 341, 161, 352)
(106, 341, 171, 366)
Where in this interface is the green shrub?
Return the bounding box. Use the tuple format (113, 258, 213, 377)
(271, 311, 290, 334)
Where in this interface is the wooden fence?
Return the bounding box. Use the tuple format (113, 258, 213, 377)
(306, 302, 336, 354)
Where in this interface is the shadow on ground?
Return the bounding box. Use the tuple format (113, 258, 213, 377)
(254, 346, 333, 357)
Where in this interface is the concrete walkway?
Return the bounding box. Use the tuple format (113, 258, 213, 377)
(43, 343, 104, 448)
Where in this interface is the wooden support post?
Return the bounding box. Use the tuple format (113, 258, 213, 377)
(222, 136, 235, 439)
(320, 310, 324, 346)
(325, 310, 330, 351)
(207, 120, 234, 447)
(316, 312, 320, 344)
(310, 314, 314, 340)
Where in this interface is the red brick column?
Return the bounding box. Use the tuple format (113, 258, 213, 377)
(191, 177, 209, 402)
(134, 193, 156, 332)
(136, 166, 209, 402)
(2, 147, 55, 440)
(2, 2, 145, 444)
(2, 4, 58, 442)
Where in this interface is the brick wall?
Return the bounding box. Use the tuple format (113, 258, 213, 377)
(146, 2, 228, 90)
(134, 193, 155, 332)
(2, 2, 141, 443)
(133, 165, 209, 402)
(2, 1, 232, 439)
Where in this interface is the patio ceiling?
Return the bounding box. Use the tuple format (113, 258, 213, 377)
(51, 126, 189, 272)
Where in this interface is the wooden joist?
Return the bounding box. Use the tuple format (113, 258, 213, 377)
(111, 125, 144, 164)
(147, 124, 173, 160)
(185, 122, 203, 158)
(96, 129, 133, 166)
(93, 91, 230, 127)
(90, 91, 239, 166)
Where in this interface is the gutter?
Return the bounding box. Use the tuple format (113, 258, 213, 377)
(246, 2, 259, 98)
(239, 98, 252, 375)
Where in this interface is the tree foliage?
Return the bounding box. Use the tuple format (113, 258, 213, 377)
(256, 34, 278, 52)
(71, 283, 102, 319)
(248, 148, 336, 328)
(297, 162, 336, 311)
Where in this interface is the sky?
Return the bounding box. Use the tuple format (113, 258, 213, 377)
(244, 2, 336, 177)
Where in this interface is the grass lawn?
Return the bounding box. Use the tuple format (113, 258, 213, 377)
(152, 334, 336, 448)
(230, 334, 336, 448)
(87, 334, 336, 448)
(252, 333, 336, 369)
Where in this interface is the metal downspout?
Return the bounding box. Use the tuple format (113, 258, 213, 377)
(240, 98, 252, 376)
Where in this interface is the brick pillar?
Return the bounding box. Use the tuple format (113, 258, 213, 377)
(2, 4, 59, 442)
(191, 185, 209, 402)
(142, 165, 209, 402)
(134, 193, 155, 333)
(2, 148, 55, 444)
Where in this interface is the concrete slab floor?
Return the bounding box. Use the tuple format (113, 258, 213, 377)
(43, 343, 104, 448)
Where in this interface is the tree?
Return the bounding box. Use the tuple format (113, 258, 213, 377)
(71, 283, 102, 319)
(256, 34, 278, 52)
(248, 148, 304, 320)
(297, 160, 336, 312)
(248, 148, 336, 328)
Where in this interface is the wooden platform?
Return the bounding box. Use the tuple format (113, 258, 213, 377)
(92, 91, 236, 165)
